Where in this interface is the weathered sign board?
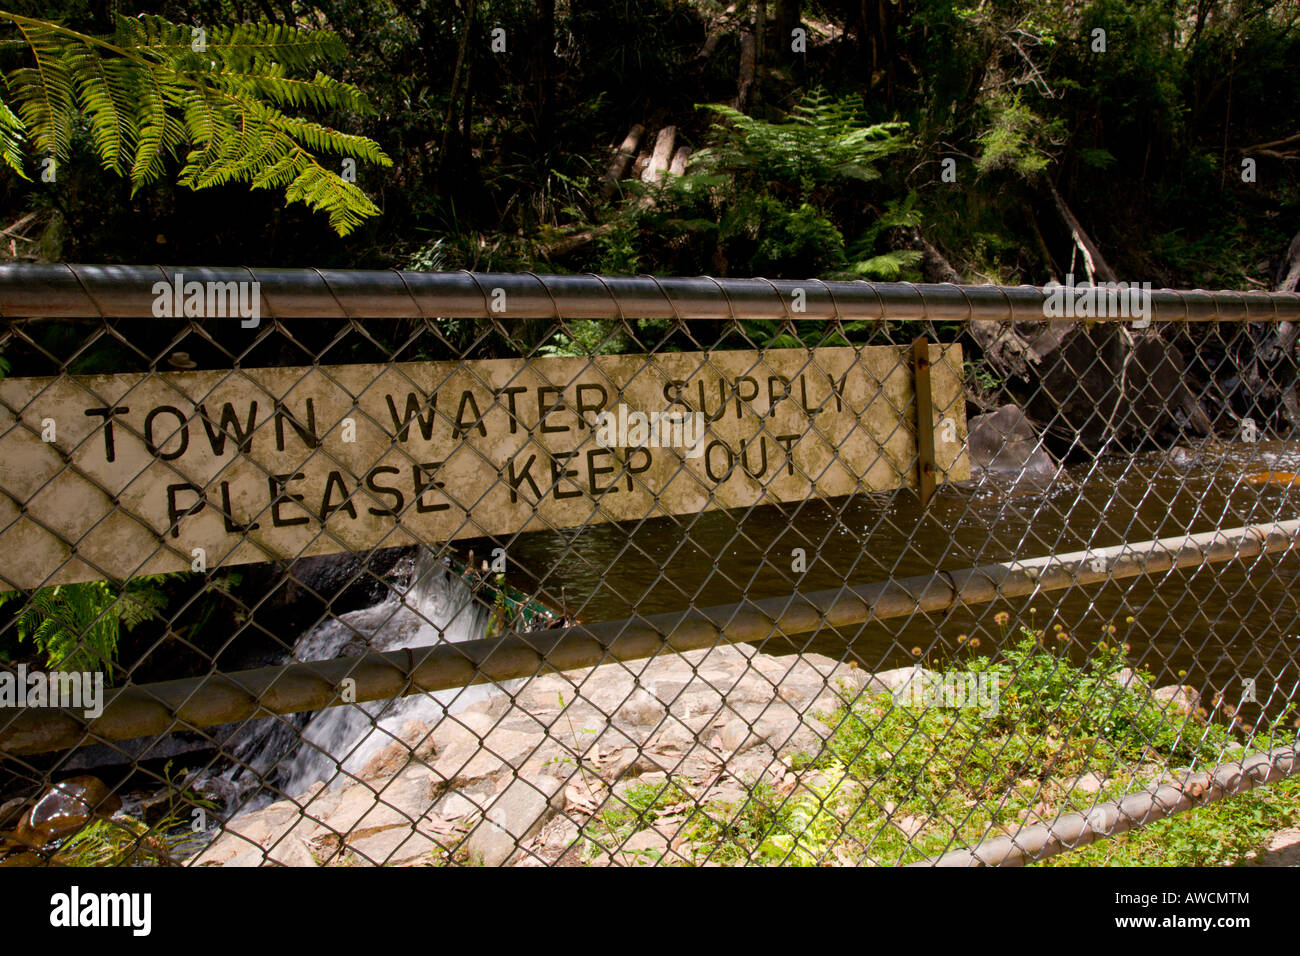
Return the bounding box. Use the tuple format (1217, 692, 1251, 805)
(0, 346, 968, 588)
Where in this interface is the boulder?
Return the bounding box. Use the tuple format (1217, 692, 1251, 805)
(1153, 684, 1200, 717)
(465, 773, 564, 866)
(967, 404, 1058, 483)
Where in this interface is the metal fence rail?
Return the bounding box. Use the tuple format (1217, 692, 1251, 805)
(2, 265, 1299, 868)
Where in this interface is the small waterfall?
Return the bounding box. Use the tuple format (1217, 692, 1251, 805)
(220, 549, 499, 807)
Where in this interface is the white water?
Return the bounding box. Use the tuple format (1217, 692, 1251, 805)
(222, 550, 500, 805)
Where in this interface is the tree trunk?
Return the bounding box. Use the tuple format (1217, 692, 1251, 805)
(600, 125, 644, 199)
(774, 0, 801, 50)
(1047, 179, 1117, 284)
(669, 146, 692, 176)
(735, 31, 756, 112)
(641, 126, 677, 184)
(438, 0, 477, 172)
(530, 0, 556, 142)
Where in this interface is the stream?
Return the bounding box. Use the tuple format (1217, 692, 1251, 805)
(216, 439, 1300, 815)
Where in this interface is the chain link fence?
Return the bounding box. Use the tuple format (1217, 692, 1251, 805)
(2, 265, 1299, 867)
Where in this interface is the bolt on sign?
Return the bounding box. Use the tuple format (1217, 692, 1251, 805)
(0, 346, 968, 588)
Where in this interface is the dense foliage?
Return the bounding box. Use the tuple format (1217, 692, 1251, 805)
(0, 0, 1291, 285)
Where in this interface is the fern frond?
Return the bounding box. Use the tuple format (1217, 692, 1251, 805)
(8, 22, 75, 158)
(118, 15, 348, 70)
(0, 90, 28, 177)
(67, 50, 136, 173)
(1, 11, 389, 235)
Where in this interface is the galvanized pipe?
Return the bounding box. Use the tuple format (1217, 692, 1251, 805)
(0, 264, 1297, 322)
(917, 744, 1300, 867)
(2, 518, 1296, 757)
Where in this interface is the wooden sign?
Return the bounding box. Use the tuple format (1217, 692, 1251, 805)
(0, 346, 968, 588)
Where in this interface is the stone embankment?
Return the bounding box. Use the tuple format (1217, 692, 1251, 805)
(189, 646, 1206, 868)
(191, 644, 893, 867)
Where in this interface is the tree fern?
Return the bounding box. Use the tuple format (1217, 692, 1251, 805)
(0, 11, 391, 235)
(694, 90, 911, 194)
(1, 578, 166, 673)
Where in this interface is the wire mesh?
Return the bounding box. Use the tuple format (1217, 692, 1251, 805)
(2, 268, 1299, 868)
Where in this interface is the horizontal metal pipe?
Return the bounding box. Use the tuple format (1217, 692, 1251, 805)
(0, 264, 1297, 322)
(2, 519, 1296, 757)
(917, 745, 1300, 867)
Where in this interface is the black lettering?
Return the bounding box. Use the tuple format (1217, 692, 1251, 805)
(414, 462, 449, 513)
(776, 434, 799, 476)
(165, 482, 205, 538)
(365, 466, 404, 516)
(735, 376, 759, 418)
(740, 436, 768, 478)
(662, 380, 687, 409)
(827, 370, 848, 413)
(268, 473, 310, 527)
(144, 405, 189, 460)
(705, 441, 734, 483)
(799, 375, 821, 415)
(766, 376, 790, 415)
(319, 470, 357, 521)
(506, 454, 542, 503)
(574, 383, 608, 430)
(587, 447, 617, 496)
(199, 401, 257, 455)
(498, 386, 527, 434)
(696, 379, 727, 423)
(551, 451, 582, 499)
(625, 447, 652, 491)
(453, 390, 487, 439)
(385, 391, 437, 442)
(275, 400, 319, 450)
(85, 406, 129, 463)
(219, 481, 259, 532)
(538, 386, 568, 434)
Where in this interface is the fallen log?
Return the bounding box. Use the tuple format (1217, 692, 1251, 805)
(599, 124, 645, 199)
(641, 126, 677, 185)
(669, 145, 692, 176)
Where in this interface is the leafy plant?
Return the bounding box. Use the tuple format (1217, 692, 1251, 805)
(0, 577, 166, 672)
(694, 91, 911, 199)
(0, 11, 391, 234)
(974, 91, 1063, 179)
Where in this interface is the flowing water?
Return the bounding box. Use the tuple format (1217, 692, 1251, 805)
(506, 440, 1300, 714)
(219, 439, 1300, 814)
(220, 550, 497, 808)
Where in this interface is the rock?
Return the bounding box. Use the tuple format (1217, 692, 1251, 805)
(313, 766, 437, 834)
(224, 848, 267, 867)
(1153, 685, 1200, 717)
(465, 774, 564, 866)
(718, 717, 764, 757)
(360, 719, 432, 778)
(874, 666, 937, 695)
(1070, 772, 1106, 795)
(968, 404, 1058, 483)
(615, 828, 670, 866)
(433, 712, 545, 785)
(615, 689, 667, 729)
(346, 827, 447, 866)
(265, 836, 318, 867)
(1111, 667, 1146, 691)
(1168, 446, 1196, 470)
(1016, 324, 1190, 452)
(16, 776, 121, 848)
(774, 717, 833, 761)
